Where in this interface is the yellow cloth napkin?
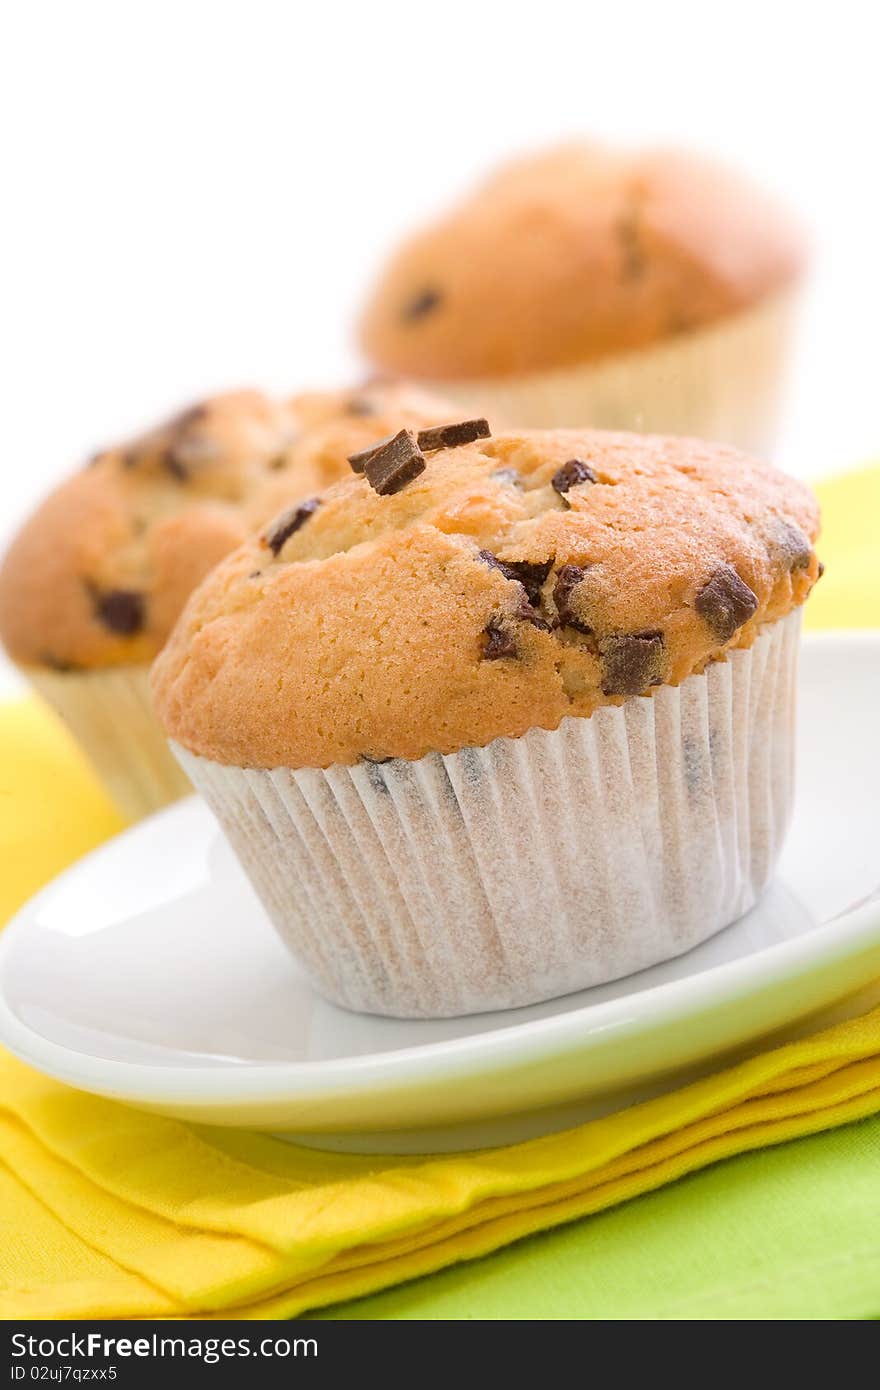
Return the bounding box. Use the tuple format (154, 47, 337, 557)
(0, 464, 877, 1319)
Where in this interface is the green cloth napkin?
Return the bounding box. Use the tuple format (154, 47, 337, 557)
(323, 1113, 880, 1319)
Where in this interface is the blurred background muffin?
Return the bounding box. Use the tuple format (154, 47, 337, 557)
(0, 381, 456, 819)
(359, 143, 806, 452)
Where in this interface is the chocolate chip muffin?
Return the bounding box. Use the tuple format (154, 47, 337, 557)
(359, 143, 806, 451)
(0, 382, 456, 819)
(153, 422, 821, 1018)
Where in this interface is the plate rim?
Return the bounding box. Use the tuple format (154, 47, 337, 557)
(1, 628, 877, 1109)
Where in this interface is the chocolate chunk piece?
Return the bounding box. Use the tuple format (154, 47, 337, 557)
(694, 565, 759, 643)
(94, 588, 145, 636)
(553, 564, 593, 633)
(600, 631, 665, 696)
(163, 449, 189, 482)
(347, 433, 392, 474)
(817, 560, 826, 580)
(481, 619, 517, 660)
(616, 203, 646, 281)
(346, 396, 376, 417)
(512, 589, 551, 631)
(416, 418, 490, 452)
(363, 429, 425, 495)
(263, 498, 321, 556)
(169, 402, 209, 432)
(479, 551, 553, 607)
(403, 287, 442, 321)
(506, 558, 553, 607)
(551, 458, 598, 501)
(40, 652, 80, 673)
(770, 519, 813, 572)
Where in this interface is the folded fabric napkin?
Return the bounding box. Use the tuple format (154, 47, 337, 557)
(0, 464, 877, 1321)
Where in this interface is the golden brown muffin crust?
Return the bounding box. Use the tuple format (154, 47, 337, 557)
(151, 425, 821, 770)
(0, 383, 455, 669)
(359, 144, 805, 380)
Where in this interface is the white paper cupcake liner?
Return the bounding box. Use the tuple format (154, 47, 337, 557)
(27, 664, 192, 822)
(175, 611, 800, 1019)
(442, 291, 798, 455)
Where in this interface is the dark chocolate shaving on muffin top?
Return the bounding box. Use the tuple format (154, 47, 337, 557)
(417, 419, 491, 452)
(347, 435, 392, 474)
(769, 518, 813, 572)
(363, 430, 426, 495)
(553, 564, 593, 633)
(263, 499, 321, 556)
(552, 458, 598, 501)
(694, 565, 759, 643)
(481, 619, 517, 660)
(478, 551, 553, 607)
(600, 631, 665, 696)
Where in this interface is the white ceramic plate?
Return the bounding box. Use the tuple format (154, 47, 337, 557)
(1, 632, 879, 1153)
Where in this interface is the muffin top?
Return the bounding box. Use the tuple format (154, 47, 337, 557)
(359, 144, 805, 381)
(0, 381, 453, 670)
(152, 423, 821, 770)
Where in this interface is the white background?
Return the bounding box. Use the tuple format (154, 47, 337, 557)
(2, 0, 879, 551)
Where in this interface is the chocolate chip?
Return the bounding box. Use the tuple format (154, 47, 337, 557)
(403, 287, 442, 321)
(416, 419, 491, 452)
(817, 560, 826, 580)
(694, 565, 759, 643)
(266, 454, 288, 471)
(347, 396, 376, 417)
(553, 564, 593, 633)
(478, 551, 553, 607)
(363, 429, 426, 495)
(551, 459, 598, 502)
(157, 402, 214, 479)
(163, 449, 188, 482)
(263, 498, 321, 556)
(491, 467, 523, 488)
(347, 434, 392, 474)
(616, 204, 646, 281)
(600, 631, 665, 696)
(170, 402, 209, 432)
(481, 619, 517, 660)
(513, 589, 551, 631)
(40, 652, 80, 673)
(94, 588, 145, 636)
(770, 519, 813, 572)
(667, 311, 694, 336)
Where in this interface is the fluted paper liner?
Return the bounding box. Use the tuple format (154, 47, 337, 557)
(175, 612, 800, 1018)
(28, 664, 192, 822)
(443, 292, 798, 454)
